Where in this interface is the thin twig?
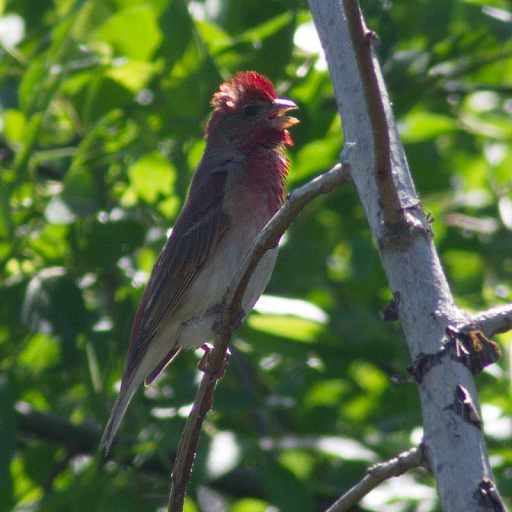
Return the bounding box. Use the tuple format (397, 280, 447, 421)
(325, 445, 429, 512)
(167, 163, 351, 511)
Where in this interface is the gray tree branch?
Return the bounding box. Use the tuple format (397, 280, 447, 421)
(308, 0, 506, 511)
(471, 304, 512, 338)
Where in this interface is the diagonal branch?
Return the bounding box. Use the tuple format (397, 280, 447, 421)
(325, 445, 430, 512)
(167, 163, 351, 512)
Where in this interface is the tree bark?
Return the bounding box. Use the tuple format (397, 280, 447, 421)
(308, 1, 505, 510)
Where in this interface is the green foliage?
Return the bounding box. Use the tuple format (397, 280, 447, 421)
(1, 0, 512, 510)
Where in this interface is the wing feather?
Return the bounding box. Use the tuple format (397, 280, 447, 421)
(123, 170, 230, 383)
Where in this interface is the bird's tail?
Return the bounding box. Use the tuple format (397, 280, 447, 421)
(99, 378, 138, 454)
(100, 343, 182, 453)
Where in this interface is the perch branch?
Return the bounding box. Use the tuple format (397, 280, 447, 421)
(167, 163, 351, 511)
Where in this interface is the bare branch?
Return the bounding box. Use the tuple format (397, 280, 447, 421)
(168, 347, 221, 511)
(470, 304, 512, 338)
(325, 445, 429, 512)
(167, 163, 351, 511)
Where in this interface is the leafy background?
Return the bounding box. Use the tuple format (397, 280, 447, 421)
(1, 0, 512, 511)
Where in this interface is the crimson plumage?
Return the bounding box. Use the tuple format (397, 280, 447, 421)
(100, 71, 298, 452)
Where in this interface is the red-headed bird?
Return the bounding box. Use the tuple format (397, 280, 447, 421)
(100, 72, 298, 452)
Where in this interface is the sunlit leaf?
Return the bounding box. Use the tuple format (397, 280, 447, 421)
(127, 151, 176, 204)
(398, 109, 458, 142)
(93, 6, 162, 60)
(247, 314, 323, 343)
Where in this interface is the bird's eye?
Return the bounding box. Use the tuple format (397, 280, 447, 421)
(243, 104, 259, 117)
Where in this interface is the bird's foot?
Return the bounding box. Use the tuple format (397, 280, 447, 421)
(201, 342, 214, 354)
(198, 343, 231, 378)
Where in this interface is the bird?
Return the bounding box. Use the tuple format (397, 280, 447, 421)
(100, 71, 299, 452)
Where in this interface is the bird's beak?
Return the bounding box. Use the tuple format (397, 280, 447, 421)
(269, 98, 299, 131)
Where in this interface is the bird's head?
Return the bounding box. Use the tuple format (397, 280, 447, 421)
(206, 71, 299, 151)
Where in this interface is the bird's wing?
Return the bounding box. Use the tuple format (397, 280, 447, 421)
(123, 169, 230, 383)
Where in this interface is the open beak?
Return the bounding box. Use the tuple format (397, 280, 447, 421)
(269, 98, 299, 131)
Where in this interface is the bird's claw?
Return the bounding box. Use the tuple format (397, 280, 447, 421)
(198, 344, 231, 378)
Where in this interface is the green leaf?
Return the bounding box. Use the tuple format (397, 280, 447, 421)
(127, 151, 176, 204)
(106, 60, 155, 93)
(2, 109, 26, 146)
(247, 314, 324, 343)
(17, 333, 61, 373)
(304, 379, 349, 408)
(232, 498, 274, 512)
(93, 6, 162, 60)
(81, 75, 134, 126)
(294, 135, 342, 182)
(398, 109, 458, 142)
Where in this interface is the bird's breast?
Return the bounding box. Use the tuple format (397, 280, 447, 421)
(174, 214, 278, 351)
